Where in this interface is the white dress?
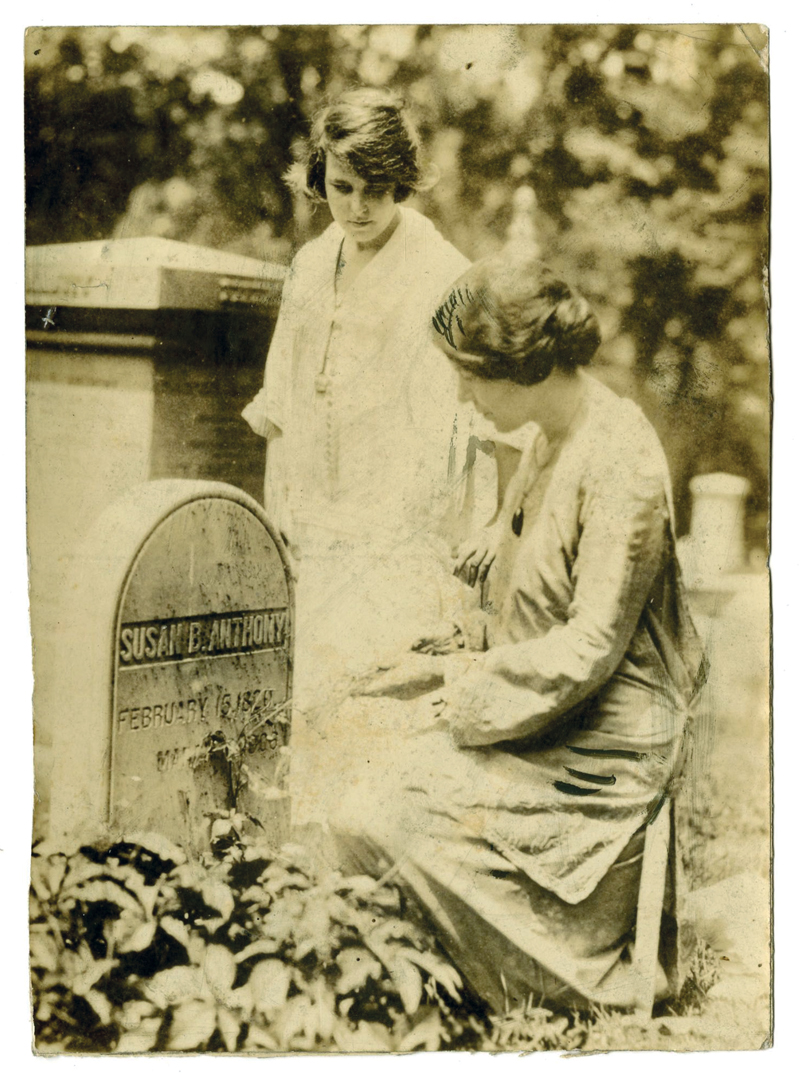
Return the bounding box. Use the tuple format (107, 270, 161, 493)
(243, 207, 491, 817)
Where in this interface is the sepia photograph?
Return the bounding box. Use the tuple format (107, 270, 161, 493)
(22, 18, 772, 1056)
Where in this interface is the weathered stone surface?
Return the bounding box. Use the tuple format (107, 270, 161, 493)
(27, 239, 288, 837)
(47, 480, 293, 851)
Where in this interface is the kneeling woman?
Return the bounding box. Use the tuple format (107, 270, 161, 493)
(331, 251, 706, 1011)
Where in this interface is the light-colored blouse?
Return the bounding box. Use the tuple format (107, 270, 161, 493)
(243, 206, 492, 700)
(242, 205, 485, 558)
(448, 373, 704, 743)
(404, 373, 709, 903)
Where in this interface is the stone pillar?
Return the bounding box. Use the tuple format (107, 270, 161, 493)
(682, 472, 751, 588)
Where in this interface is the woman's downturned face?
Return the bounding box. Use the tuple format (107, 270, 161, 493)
(455, 368, 533, 433)
(324, 156, 399, 247)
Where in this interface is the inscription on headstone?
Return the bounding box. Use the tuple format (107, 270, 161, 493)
(48, 481, 293, 851)
(111, 495, 292, 841)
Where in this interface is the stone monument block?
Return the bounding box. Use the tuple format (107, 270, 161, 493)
(46, 480, 293, 852)
(27, 238, 287, 836)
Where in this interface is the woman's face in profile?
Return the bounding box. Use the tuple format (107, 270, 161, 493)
(324, 156, 399, 247)
(455, 367, 533, 433)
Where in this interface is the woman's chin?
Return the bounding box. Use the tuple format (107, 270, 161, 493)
(347, 223, 374, 239)
(484, 415, 520, 434)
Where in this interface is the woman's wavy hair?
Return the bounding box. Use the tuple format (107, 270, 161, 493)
(431, 250, 602, 385)
(285, 87, 424, 204)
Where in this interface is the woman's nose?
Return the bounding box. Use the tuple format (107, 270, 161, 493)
(457, 377, 474, 405)
(351, 191, 368, 217)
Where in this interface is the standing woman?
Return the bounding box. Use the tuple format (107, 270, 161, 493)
(334, 251, 707, 1011)
(242, 90, 486, 756)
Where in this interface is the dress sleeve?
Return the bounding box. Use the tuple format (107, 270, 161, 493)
(445, 447, 671, 746)
(241, 260, 298, 439)
(240, 259, 302, 540)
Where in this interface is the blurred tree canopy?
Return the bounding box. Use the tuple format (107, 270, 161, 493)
(25, 24, 769, 542)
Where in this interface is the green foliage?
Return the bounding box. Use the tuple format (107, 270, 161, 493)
(29, 826, 491, 1053)
(30, 818, 725, 1053)
(489, 994, 585, 1051)
(25, 25, 769, 538)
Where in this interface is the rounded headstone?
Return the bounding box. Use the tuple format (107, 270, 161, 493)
(47, 480, 293, 852)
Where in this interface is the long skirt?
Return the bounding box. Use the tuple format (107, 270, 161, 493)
(326, 700, 681, 1012)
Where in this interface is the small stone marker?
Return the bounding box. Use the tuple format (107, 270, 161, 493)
(48, 480, 293, 852)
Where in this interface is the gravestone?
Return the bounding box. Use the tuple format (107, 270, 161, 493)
(26, 238, 286, 838)
(47, 480, 293, 852)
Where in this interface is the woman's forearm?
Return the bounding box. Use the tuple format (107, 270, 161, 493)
(446, 471, 670, 746)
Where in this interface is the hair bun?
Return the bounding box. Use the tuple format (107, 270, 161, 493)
(431, 251, 601, 383)
(553, 296, 601, 367)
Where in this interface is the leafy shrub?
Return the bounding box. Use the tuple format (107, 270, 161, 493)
(30, 815, 722, 1053)
(30, 818, 493, 1053)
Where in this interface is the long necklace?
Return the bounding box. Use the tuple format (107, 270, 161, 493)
(510, 434, 547, 539)
(315, 242, 345, 397)
(510, 385, 588, 537)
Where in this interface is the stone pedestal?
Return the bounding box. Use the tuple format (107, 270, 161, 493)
(26, 238, 287, 839)
(678, 472, 751, 595)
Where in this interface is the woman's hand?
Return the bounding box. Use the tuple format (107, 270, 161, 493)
(453, 522, 501, 588)
(408, 689, 451, 734)
(410, 624, 465, 655)
(351, 654, 445, 700)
